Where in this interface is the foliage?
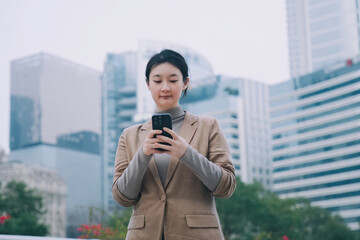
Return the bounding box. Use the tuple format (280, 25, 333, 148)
(0, 180, 48, 235)
(77, 207, 131, 240)
(216, 177, 357, 240)
(106, 207, 131, 232)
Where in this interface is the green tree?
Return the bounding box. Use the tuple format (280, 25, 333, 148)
(0, 180, 48, 236)
(216, 177, 356, 240)
(217, 179, 264, 240)
(106, 207, 132, 231)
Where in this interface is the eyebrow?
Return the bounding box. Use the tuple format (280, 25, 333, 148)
(152, 73, 180, 78)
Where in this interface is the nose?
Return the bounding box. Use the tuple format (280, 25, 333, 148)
(161, 82, 170, 91)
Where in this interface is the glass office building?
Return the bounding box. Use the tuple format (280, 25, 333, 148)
(101, 51, 138, 211)
(10, 53, 101, 150)
(182, 75, 272, 188)
(9, 53, 102, 236)
(286, 0, 360, 77)
(270, 58, 360, 230)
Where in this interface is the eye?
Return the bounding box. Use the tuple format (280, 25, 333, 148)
(170, 80, 178, 83)
(153, 80, 161, 83)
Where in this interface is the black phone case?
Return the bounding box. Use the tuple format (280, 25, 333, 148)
(152, 113, 172, 151)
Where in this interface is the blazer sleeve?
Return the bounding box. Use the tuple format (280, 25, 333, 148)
(208, 118, 237, 198)
(112, 129, 140, 207)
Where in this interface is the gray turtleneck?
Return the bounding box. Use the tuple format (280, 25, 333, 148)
(116, 106, 222, 200)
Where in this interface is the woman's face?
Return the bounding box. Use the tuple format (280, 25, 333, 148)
(147, 62, 188, 111)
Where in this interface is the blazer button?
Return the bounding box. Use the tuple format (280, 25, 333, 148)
(160, 195, 166, 202)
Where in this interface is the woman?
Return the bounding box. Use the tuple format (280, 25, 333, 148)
(112, 49, 236, 240)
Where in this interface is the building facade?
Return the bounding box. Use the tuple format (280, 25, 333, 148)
(0, 162, 67, 237)
(9, 53, 102, 237)
(101, 51, 138, 211)
(10, 53, 101, 150)
(286, 0, 360, 77)
(182, 75, 272, 188)
(9, 145, 102, 236)
(270, 58, 360, 230)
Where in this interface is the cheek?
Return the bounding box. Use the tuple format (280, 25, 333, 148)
(177, 85, 184, 94)
(151, 87, 162, 99)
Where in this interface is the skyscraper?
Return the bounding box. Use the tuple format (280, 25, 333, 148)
(101, 51, 138, 211)
(182, 76, 272, 188)
(286, 0, 360, 77)
(270, 59, 360, 230)
(10, 53, 101, 149)
(9, 53, 102, 236)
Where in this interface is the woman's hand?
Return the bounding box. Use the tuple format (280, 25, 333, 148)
(142, 130, 167, 156)
(154, 127, 189, 159)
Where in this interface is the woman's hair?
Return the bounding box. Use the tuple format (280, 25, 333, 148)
(145, 49, 189, 96)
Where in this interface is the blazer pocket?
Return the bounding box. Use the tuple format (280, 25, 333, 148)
(128, 215, 145, 230)
(185, 214, 219, 228)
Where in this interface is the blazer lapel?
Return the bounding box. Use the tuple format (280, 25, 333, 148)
(164, 112, 198, 189)
(148, 158, 165, 193)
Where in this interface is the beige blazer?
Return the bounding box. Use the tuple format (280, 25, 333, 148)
(112, 111, 236, 240)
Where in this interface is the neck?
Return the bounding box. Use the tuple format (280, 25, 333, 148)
(154, 105, 184, 119)
(156, 104, 180, 112)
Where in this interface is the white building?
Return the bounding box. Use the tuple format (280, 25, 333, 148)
(286, 0, 360, 77)
(182, 75, 272, 188)
(9, 145, 102, 237)
(270, 59, 360, 230)
(0, 162, 67, 237)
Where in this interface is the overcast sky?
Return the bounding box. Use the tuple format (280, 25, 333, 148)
(0, 0, 289, 153)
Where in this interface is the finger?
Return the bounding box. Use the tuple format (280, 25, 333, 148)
(145, 138, 162, 144)
(156, 135, 174, 145)
(148, 130, 163, 138)
(163, 127, 177, 139)
(154, 143, 172, 151)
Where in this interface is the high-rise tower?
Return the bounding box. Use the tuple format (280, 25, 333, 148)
(286, 0, 360, 77)
(270, 60, 360, 230)
(9, 53, 102, 236)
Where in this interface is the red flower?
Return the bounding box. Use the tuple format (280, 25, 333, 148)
(91, 224, 102, 230)
(0, 215, 11, 224)
(283, 236, 290, 240)
(82, 224, 90, 230)
(93, 231, 100, 236)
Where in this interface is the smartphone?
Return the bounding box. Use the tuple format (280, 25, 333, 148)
(152, 113, 173, 151)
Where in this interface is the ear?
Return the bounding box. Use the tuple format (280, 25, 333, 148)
(146, 79, 150, 89)
(183, 77, 189, 90)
